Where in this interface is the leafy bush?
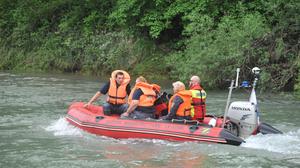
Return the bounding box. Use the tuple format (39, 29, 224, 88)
(0, 0, 299, 93)
(166, 13, 269, 88)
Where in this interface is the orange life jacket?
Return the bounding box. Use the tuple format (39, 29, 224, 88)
(107, 70, 130, 104)
(128, 82, 156, 107)
(190, 84, 206, 120)
(168, 90, 192, 117)
(151, 83, 161, 96)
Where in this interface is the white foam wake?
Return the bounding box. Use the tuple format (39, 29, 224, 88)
(45, 117, 82, 136)
(242, 129, 300, 155)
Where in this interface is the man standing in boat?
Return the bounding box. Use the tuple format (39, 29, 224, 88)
(189, 76, 206, 120)
(121, 76, 157, 119)
(162, 81, 192, 120)
(84, 70, 131, 115)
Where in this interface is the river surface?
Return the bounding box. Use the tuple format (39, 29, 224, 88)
(0, 72, 299, 168)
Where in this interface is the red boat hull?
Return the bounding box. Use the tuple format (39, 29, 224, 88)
(66, 102, 243, 146)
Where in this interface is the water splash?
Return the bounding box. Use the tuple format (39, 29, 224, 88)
(45, 117, 82, 136)
(242, 129, 300, 155)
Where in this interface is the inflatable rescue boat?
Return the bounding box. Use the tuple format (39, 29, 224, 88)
(66, 67, 282, 146)
(66, 102, 244, 146)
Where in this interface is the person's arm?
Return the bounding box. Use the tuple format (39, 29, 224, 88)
(164, 96, 183, 120)
(99, 82, 110, 94)
(84, 91, 102, 108)
(84, 82, 109, 108)
(122, 89, 142, 117)
(122, 100, 139, 117)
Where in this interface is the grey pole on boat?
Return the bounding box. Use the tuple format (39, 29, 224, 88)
(222, 68, 240, 128)
(222, 80, 234, 128)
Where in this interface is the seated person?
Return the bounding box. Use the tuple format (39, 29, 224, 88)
(162, 81, 192, 120)
(121, 76, 156, 119)
(84, 70, 131, 115)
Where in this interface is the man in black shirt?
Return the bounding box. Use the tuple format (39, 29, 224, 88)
(84, 70, 131, 115)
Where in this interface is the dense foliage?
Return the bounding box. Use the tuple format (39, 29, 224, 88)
(0, 0, 299, 93)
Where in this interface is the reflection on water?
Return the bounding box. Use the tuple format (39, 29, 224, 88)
(1, 72, 300, 168)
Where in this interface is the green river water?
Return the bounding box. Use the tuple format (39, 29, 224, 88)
(0, 72, 299, 168)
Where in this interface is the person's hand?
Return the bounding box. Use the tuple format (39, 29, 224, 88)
(83, 102, 91, 108)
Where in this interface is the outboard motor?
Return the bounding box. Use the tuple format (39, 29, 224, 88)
(224, 68, 260, 138)
(227, 101, 258, 138)
(224, 67, 282, 138)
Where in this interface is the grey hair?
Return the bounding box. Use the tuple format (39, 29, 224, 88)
(191, 75, 201, 84)
(172, 81, 185, 91)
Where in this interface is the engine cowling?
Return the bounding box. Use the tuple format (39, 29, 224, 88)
(227, 101, 258, 138)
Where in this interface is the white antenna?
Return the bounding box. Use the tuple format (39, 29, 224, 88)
(235, 68, 240, 88)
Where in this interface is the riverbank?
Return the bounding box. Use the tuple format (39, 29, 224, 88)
(0, 31, 169, 80)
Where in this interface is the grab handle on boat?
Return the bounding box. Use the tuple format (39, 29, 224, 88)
(189, 125, 199, 133)
(95, 116, 104, 122)
(171, 119, 199, 125)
